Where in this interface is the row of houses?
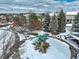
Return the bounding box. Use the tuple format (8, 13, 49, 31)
(0, 12, 77, 24)
(49, 12, 78, 24)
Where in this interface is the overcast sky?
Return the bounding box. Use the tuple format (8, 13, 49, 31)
(0, 0, 76, 3)
(0, 0, 79, 13)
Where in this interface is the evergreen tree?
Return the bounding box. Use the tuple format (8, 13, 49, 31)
(75, 13, 79, 22)
(43, 13, 50, 32)
(50, 13, 58, 33)
(40, 13, 45, 21)
(72, 13, 79, 32)
(57, 10, 66, 32)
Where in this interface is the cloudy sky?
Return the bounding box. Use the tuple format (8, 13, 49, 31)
(0, 0, 79, 13)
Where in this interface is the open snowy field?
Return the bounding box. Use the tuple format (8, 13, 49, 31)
(20, 36, 71, 59)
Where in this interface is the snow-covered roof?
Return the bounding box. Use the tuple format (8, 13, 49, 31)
(66, 12, 78, 15)
(49, 12, 78, 16)
(66, 24, 72, 27)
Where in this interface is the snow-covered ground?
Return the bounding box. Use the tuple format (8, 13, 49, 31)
(0, 26, 71, 59)
(77, 54, 79, 59)
(2, 23, 79, 59)
(59, 24, 79, 59)
(59, 24, 72, 35)
(0, 26, 15, 58)
(20, 37, 71, 59)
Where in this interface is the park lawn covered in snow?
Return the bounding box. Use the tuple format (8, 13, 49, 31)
(20, 35, 71, 59)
